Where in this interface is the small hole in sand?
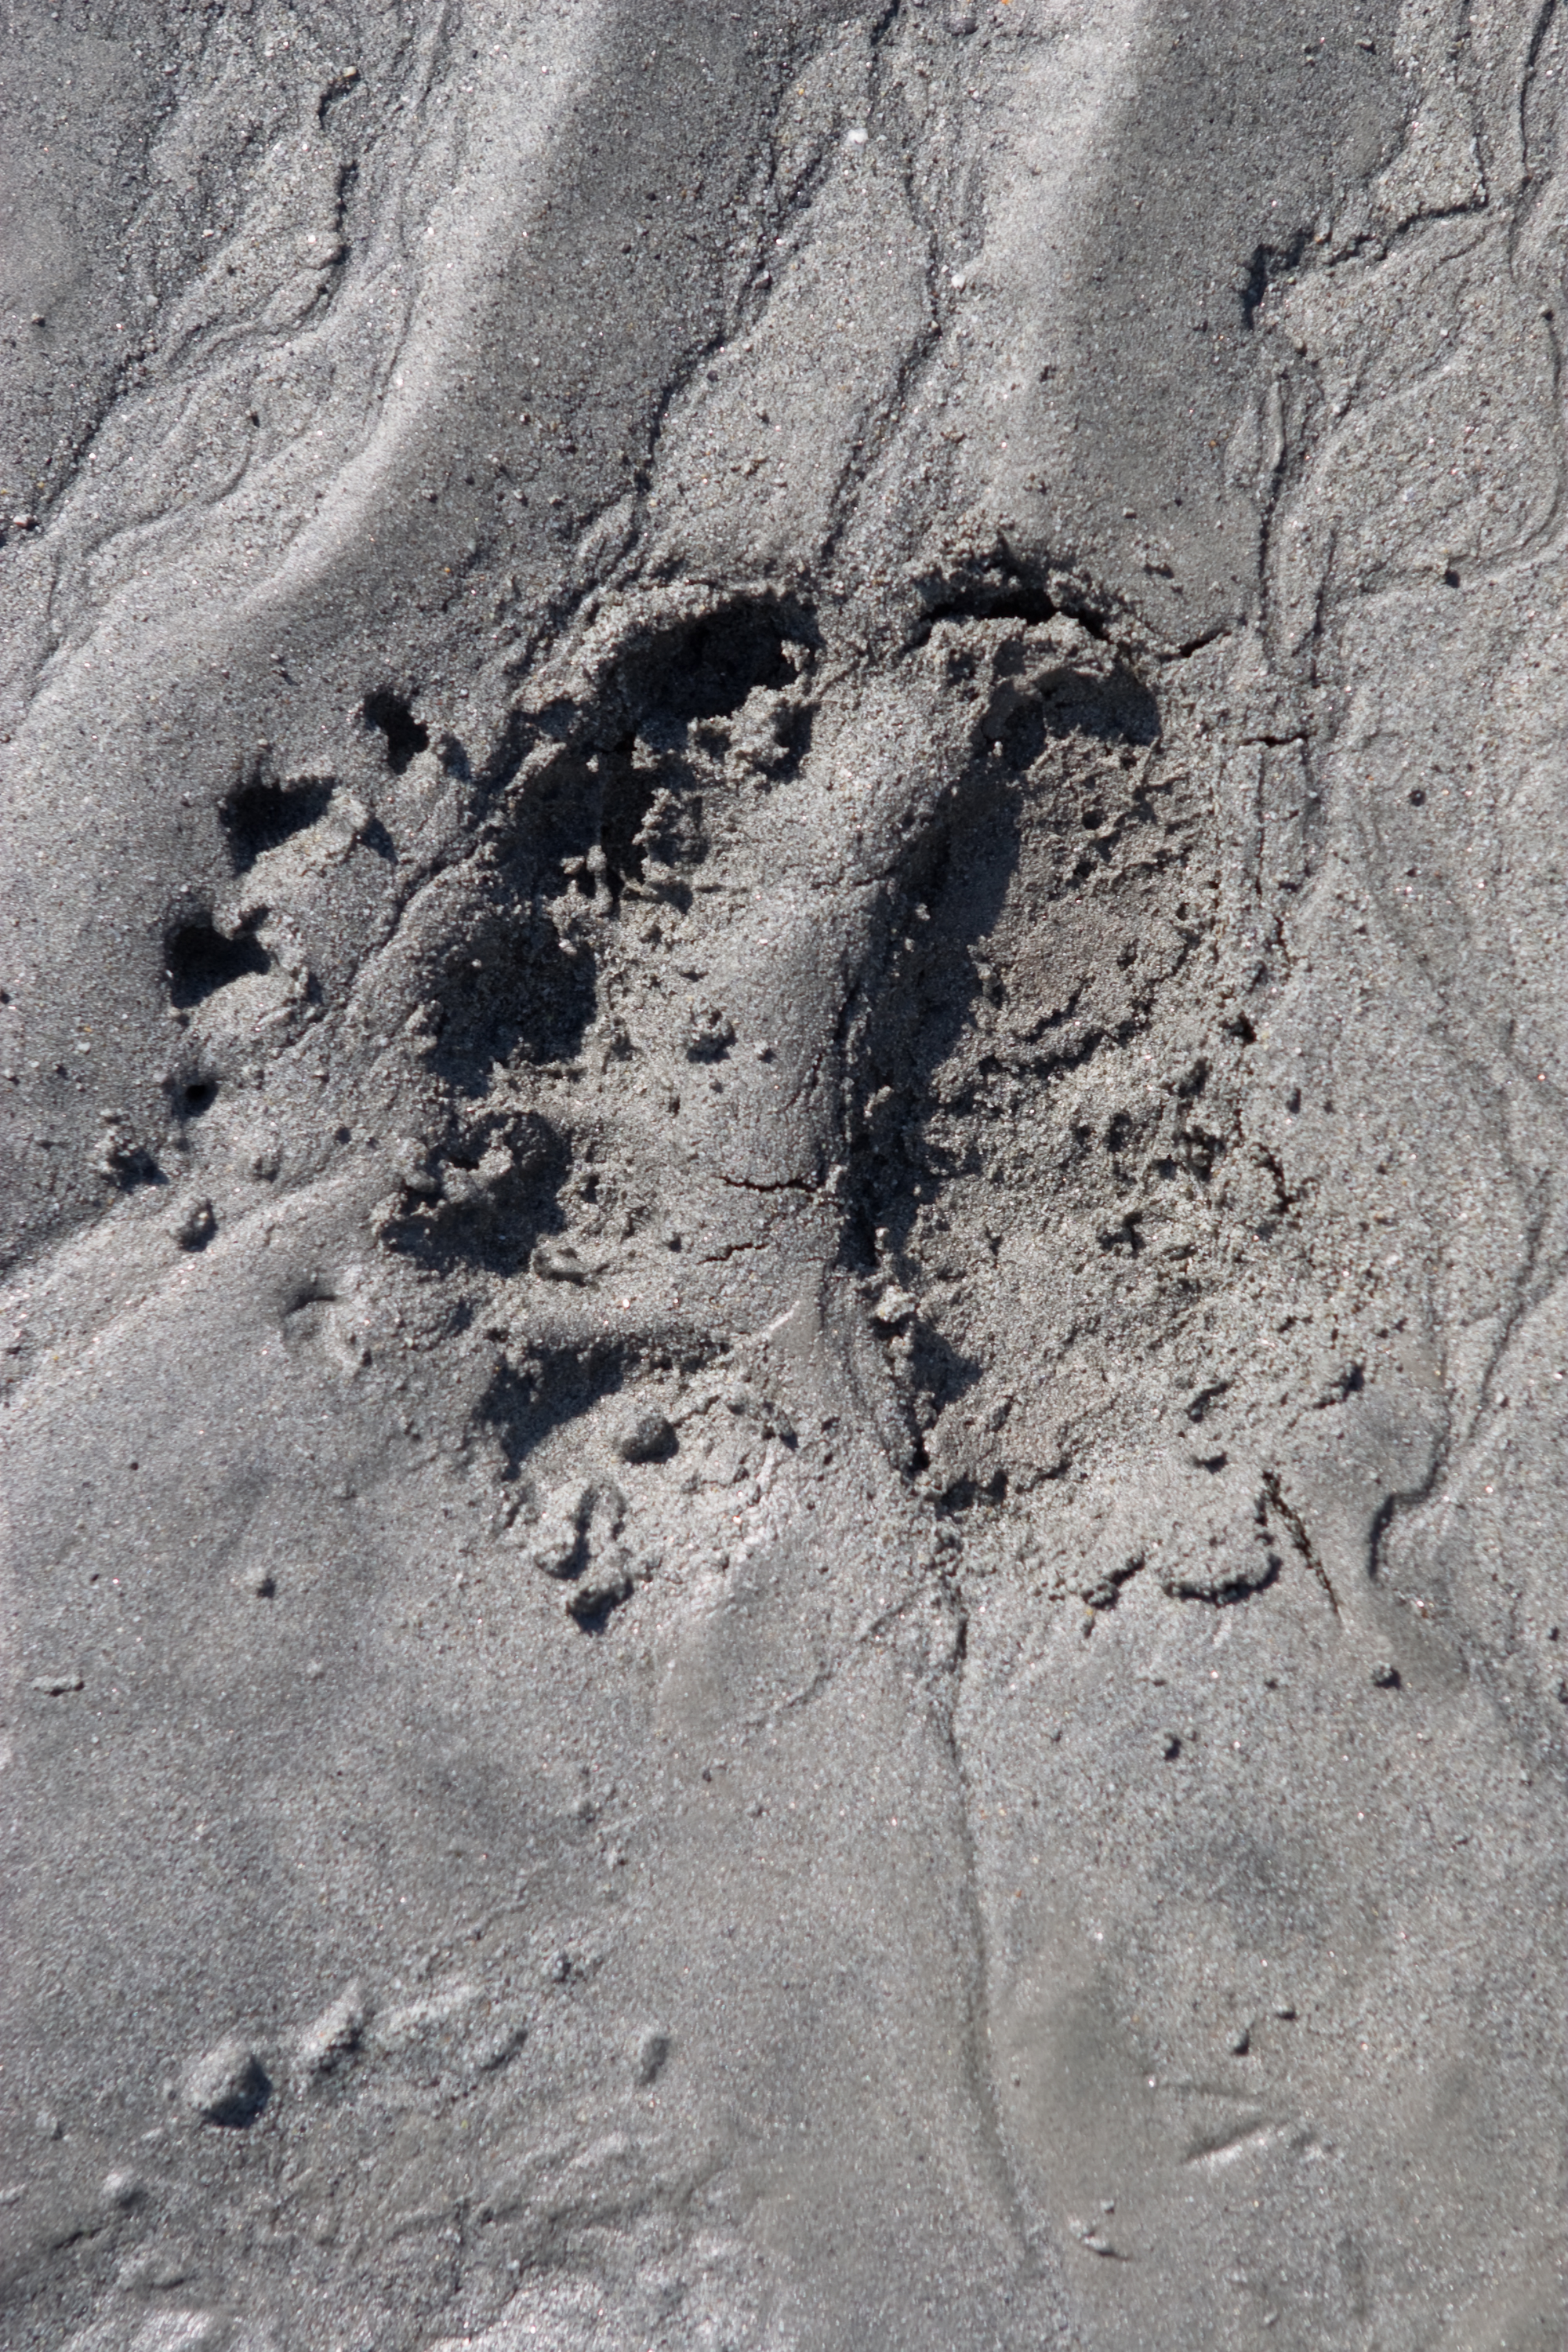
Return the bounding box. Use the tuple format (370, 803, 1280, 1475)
(363, 688, 430, 774)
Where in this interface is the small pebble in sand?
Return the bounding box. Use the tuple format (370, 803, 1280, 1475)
(613, 1408, 677, 1464)
(181, 2038, 271, 2128)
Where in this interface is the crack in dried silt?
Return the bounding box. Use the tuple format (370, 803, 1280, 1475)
(1261, 1469, 1341, 1617)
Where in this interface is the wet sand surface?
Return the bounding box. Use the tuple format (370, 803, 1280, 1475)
(1, 4, 1563, 2348)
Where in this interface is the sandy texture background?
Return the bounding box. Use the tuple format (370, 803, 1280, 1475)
(1, 3, 1563, 2348)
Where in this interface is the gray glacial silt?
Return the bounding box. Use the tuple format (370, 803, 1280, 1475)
(0, 1, 1563, 2347)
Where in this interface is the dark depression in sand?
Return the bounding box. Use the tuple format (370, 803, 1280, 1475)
(0, 4, 1563, 2349)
